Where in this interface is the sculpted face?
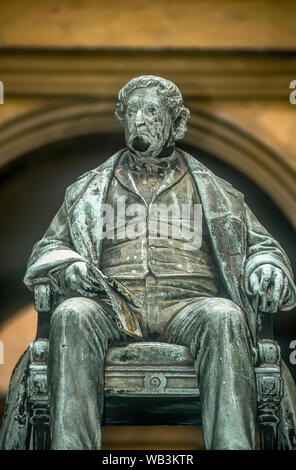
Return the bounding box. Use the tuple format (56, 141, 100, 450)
(123, 86, 173, 159)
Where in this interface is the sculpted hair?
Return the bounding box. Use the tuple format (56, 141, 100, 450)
(115, 75, 190, 140)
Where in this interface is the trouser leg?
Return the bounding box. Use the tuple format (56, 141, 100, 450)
(161, 297, 257, 450)
(48, 297, 122, 450)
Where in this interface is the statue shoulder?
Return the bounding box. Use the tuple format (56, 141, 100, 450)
(181, 149, 244, 201)
(64, 150, 124, 211)
(64, 170, 96, 211)
(214, 175, 244, 201)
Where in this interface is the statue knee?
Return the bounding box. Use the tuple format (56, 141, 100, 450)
(51, 297, 97, 326)
(206, 298, 246, 331)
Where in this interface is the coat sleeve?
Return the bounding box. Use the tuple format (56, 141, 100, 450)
(23, 198, 87, 294)
(243, 202, 296, 310)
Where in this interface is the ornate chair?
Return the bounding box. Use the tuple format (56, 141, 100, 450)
(26, 283, 284, 450)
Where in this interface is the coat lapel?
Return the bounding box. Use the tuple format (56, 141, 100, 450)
(182, 151, 252, 320)
(68, 150, 123, 267)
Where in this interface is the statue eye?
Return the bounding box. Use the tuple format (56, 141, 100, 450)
(127, 108, 136, 116)
(146, 106, 157, 115)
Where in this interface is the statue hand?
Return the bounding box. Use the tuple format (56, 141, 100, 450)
(63, 261, 105, 297)
(248, 264, 289, 313)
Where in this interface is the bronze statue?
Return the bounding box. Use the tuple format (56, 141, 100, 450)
(1, 75, 296, 450)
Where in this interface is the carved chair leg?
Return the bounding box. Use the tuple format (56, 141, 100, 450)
(255, 339, 284, 450)
(259, 423, 277, 450)
(27, 403, 50, 450)
(27, 339, 50, 450)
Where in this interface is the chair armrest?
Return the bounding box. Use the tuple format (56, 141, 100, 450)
(34, 284, 51, 313)
(34, 284, 52, 340)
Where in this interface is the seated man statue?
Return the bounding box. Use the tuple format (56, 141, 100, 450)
(1, 75, 296, 450)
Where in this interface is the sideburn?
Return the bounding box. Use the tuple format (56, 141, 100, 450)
(157, 127, 175, 158)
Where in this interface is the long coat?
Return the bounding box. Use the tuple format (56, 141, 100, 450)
(1, 148, 296, 449)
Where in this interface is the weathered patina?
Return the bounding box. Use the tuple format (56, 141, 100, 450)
(1, 76, 296, 450)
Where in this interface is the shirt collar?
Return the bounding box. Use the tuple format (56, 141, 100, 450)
(125, 148, 183, 177)
(114, 148, 188, 201)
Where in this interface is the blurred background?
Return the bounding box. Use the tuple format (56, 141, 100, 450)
(0, 0, 295, 449)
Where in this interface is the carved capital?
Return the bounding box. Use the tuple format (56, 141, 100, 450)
(27, 340, 49, 404)
(257, 339, 281, 365)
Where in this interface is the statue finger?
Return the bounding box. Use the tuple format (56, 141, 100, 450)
(249, 271, 260, 294)
(272, 270, 284, 305)
(268, 299, 279, 313)
(279, 276, 289, 308)
(259, 265, 272, 294)
(76, 287, 93, 297)
(259, 292, 268, 312)
(89, 277, 105, 292)
(68, 273, 80, 289)
(73, 262, 87, 275)
(266, 301, 278, 313)
(68, 272, 94, 293)
(80, 278, 98, 293)
(266, 285, 274, 304)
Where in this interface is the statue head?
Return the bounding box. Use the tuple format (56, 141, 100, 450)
(115, 75, 190, 159)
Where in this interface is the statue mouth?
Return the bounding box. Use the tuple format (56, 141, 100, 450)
(131, 135, 151, 152)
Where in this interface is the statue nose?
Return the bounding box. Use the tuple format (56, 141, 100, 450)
(135, 109, 145, 127)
